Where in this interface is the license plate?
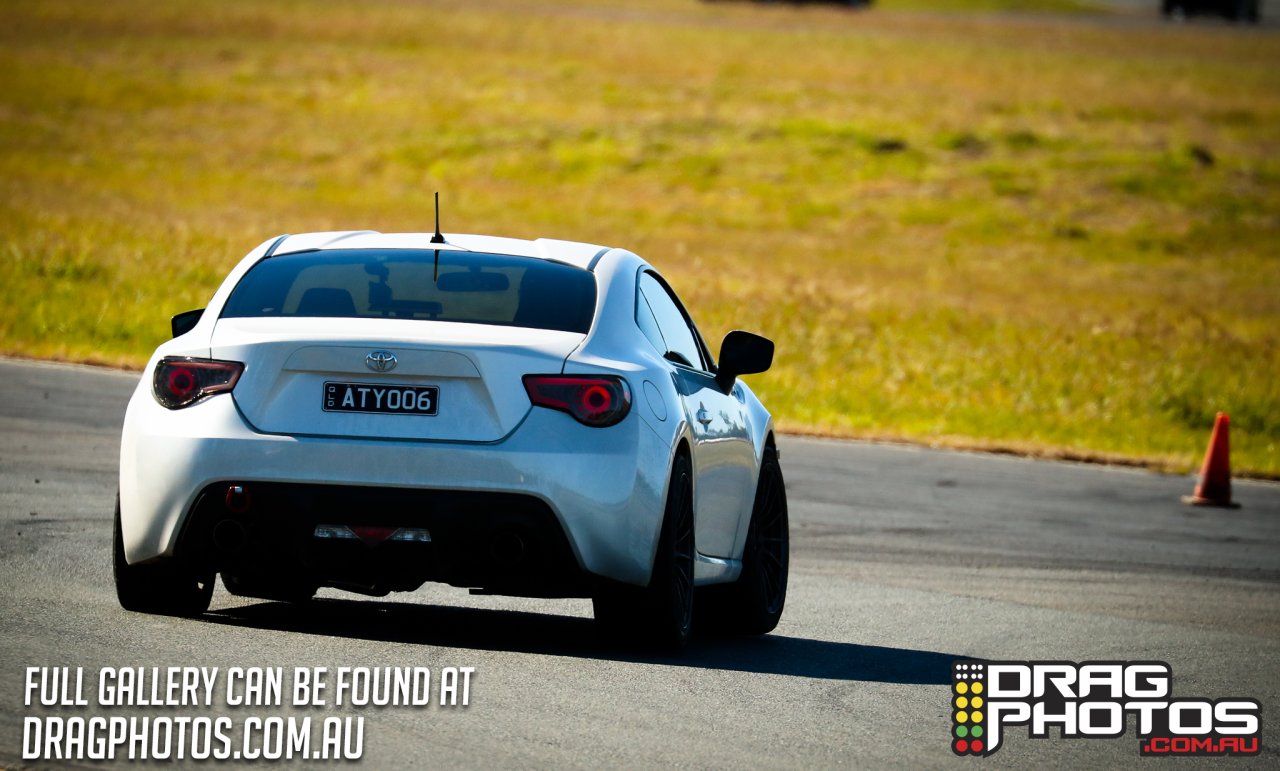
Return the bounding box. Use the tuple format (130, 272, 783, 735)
(323, 382, 439, 416)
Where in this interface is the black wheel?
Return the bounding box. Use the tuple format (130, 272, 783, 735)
(222, 573, 315, 604)
(113, 495, 214, 616)
(593, 453, 695, 650)
(699, 445, 788, 635)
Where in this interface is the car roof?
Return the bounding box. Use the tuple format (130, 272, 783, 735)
(269, 231, 611, 271)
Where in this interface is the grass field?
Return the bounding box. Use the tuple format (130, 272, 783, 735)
(1, 0, 1277, 475)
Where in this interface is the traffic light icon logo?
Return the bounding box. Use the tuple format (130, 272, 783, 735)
(953, 662, 986, 756)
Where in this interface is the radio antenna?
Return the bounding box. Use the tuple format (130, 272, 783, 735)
(431, 192, 445, 244)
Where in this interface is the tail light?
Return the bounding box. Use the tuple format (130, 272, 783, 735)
(523, 375, 631, 427)
(153, 357, 244, 410)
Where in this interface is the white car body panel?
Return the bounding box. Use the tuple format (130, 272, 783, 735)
(119, 387, 670, 586)
(210, 317, 583, 442)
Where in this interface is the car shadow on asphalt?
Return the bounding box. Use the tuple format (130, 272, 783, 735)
(203, 598, 958, 685)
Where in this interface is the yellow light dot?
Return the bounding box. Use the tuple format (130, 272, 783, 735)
(955, 697, 969, 709)
(956, 682, 968, 695)
(956, 711, 969, 723)
(972, 682, 984, 695)
(972, 697, 984, 709)
(972, 711, 984, 723)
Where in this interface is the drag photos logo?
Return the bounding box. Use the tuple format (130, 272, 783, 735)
(950, 660, 1260, 757)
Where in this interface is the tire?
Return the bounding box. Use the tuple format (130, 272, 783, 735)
(113, 495, 214, 616)
(593, 453, 695, 650)
(699, 445, 788, 636)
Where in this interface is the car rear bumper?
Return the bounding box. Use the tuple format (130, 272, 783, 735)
(179, 481, 589, 597)
(119, 383, 672, 589)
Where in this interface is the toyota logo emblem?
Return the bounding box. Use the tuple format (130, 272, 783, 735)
(366, 351, 397, 372)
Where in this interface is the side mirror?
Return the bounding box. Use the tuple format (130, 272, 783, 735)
(716, 330, 773, 390)
(171, 308, 204, 338)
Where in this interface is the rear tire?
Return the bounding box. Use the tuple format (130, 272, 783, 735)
(113, 496, 214, 616)
(593, 453, 695, 651)
(700, 445, 788, 635)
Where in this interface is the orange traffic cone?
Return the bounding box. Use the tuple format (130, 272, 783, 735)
(1182, 412, 1240, 508)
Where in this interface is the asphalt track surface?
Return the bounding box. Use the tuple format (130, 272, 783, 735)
(1, 357, 1277, 768)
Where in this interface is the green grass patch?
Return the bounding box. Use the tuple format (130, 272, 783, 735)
(1, 0, 1278, 475)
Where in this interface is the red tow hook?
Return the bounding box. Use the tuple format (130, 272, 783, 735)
(225, 485, 252, 513)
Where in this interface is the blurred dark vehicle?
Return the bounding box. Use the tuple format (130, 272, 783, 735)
(1162, 0, 1260, 22)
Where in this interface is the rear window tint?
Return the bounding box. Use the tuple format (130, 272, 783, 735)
(221, 249, 597, 334)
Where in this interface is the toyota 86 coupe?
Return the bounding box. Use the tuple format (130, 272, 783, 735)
(116, 229, 788, 648)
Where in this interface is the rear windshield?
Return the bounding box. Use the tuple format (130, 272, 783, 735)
(221, 249, 597, 334)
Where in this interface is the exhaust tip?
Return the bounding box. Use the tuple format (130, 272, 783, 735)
(492, 531, 526, 565)
(212, 519, 247, 554)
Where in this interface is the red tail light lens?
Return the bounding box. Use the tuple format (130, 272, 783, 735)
(153, 357, 244, 409)
(523, 375, 631, 427)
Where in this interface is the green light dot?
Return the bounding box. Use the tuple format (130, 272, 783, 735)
(955, 725, 969, 738)
(972, 726, 984, 738)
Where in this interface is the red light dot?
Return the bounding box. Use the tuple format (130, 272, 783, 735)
(954, 740, 969, 754)
(581, 385, 611, 414)
(971, 740, 984, 753)
(168, 367, 197, 398)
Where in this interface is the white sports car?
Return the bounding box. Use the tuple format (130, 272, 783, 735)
(116, 229, 787, 648)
